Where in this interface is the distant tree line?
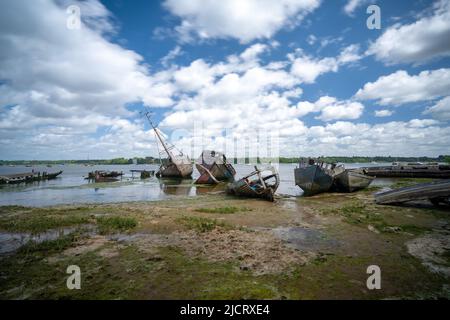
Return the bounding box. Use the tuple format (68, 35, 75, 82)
(1, 155, 449, 165)
(0, 157, 160, 165)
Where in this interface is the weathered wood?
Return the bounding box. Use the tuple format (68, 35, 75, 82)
(375, 179, 450, 205)
(363, 164, 450, 178)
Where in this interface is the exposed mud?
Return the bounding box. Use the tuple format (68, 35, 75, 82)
(114, 228, 315, 275)
(406, 226, 450, 277)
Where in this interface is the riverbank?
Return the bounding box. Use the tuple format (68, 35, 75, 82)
(0, 181, 449, 299)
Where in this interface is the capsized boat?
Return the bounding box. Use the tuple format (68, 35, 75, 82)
(226, 166, 279, 202)
(143, 112, 193, 178)
(375, 179, 450, 206)
(333, 168, 375, 192)
(195, 150, 236, 184)
(294, 158, 344, 196)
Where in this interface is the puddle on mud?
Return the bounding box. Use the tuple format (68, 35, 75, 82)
(270, 226, 340, 252)
(0, 225, 96, 254)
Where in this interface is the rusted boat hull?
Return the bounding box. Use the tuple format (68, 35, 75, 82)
(333, 169, 375, 192)
(375, 179, 450, 205)
(157, 162, 193, 178)
(294, 165, 333, 196)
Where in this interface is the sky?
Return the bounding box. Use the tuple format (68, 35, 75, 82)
(0, 0, 449, 160)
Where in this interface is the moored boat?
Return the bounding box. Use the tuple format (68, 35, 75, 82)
(294, 158, 344, 196)
(227, 166, 279, 202)
(195, 150, 236, 184)
(333, 169, 375, 192)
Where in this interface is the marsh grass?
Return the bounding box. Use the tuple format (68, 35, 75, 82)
(391, 178, 435, 189)
(177, 216, 230, 232)
(96, 216, 137, 234)
(18, 233, 78, 255)
(0, 215, 90, 233)
(195, 206, 252, 214)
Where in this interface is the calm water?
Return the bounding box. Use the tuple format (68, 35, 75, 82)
(0, 163, 392, 207)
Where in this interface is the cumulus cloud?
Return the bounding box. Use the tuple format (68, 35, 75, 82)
(289, 44, 362, 83)
(0, 0, 173, 159)
(424, 96, 450, 121)
(162, 0, 321, 43)
(367, 0, 450, 64)
(355, 68, 450, 106)
(374, 109, 393, 117)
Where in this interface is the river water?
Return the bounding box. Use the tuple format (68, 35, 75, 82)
(0, 163, 392, 207)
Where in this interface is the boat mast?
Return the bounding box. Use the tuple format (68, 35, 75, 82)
(143, 111, 175, 161)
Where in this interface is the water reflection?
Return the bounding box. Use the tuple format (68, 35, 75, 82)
(159, 178, 194, 196)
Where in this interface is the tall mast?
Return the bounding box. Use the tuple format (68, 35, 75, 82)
(144, 112, 175, 161)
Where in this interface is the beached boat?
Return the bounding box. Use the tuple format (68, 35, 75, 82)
(195, 150, 236, 184)
(362, 163, 450, 178)
(333, 169, 375, 192)
(227, 166, 279, 202)
(294, 158, 344, 196)
(143, 112, 193, 179)
(375, 179, 450, 206)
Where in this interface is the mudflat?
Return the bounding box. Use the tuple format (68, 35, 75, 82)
(0, 183, 449, 299)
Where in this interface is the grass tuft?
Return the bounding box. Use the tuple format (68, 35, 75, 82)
(177, 216, 230, 232)
(96, 216, 137, 234)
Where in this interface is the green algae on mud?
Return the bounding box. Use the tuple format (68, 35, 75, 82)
(0, 187, 449, 300)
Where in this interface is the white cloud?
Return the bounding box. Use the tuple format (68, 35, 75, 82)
(160, 45, 183, 67)
(374, 109, 393, 117)
(343, 0, 370, 16)
(316, 100, 364, 122)
(162, 0, 321, 43)
(367, 0, 450, 64)
(424, 96, 450, 121)
(289, 44, 362, 83)
(0, 0, 175, 159)
(355, 68, 450, 106)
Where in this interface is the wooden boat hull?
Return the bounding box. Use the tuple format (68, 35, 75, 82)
(226, 167, 279, 202)
(334, 169, 375, 192)
(0, 171, 63, 184)
(157, 162, 193, 178)
(375, 179, 450, 205)
(227, 179, 275, 202)
(294, 165, 333, 196)
(195, 163, 235, 184)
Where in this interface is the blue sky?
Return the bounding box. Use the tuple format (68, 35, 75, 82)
(0, 0, 449, 159)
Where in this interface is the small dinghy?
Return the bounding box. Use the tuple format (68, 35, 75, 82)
(227, 166, 279, 202)
(195, 150, 236, 184)
(333, 169, 375, 192)
(294, 158, 344, 196)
